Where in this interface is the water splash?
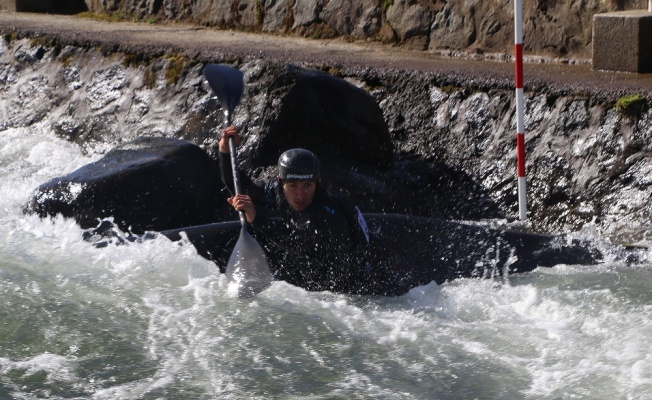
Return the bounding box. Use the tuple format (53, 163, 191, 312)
(2, 125, 652, 399)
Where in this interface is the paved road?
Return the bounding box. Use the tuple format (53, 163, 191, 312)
(1, 12, 651, 98)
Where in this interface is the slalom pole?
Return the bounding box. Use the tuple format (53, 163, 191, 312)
(514, 0, 527, 220)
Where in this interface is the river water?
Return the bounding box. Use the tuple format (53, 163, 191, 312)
(2, 125, 652, 399)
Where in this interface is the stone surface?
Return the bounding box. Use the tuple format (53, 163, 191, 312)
(3, 14, 652, 243)
(25, 138, 228, 234)
(241, 63, 393, 170)
(386, 0, 431, 50)
(593, 10, 652, 73)
(23, 60, 401, 232)
(9, 0, 642, 61)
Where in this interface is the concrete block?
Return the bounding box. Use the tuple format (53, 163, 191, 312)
(17, 0, 53, 13)
(593, 10, 652, 73)
(0, 0, 88, 13)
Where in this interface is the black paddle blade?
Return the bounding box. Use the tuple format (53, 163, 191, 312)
(203, 64, 244, 117)
(226, 229, 274, 298)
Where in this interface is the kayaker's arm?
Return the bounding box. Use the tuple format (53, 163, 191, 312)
(227, 194, 256, 223)
(217, 126, 269, 223)
(217, 126, 241, 197)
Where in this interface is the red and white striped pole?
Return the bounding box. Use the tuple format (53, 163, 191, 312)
(514, 0, 527, 220)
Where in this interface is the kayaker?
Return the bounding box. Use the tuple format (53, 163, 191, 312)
(217, 126, 405, 295)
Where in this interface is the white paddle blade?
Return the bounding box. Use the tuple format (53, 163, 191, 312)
(226, 229, 273, 298)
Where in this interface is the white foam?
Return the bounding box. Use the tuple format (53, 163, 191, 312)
(3, 124, 652, 398)
(0, 353, 77, 383)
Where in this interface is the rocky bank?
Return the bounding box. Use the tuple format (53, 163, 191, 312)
(1, 13, 652, 245)
(60, 0, 650, 62)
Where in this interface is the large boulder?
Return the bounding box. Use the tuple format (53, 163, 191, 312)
(23, 60, 501, 233)
(24, 60, 500, 234)
(241, 63, 394, 171)
(227, 61, 482, 217)
(21, 59, 397, 234)
(25, 137, 229, 234)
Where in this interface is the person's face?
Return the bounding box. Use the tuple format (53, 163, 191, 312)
(282, 180, 317, 211)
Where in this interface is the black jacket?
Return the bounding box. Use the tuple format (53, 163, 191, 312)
(219, 153, 399, 294)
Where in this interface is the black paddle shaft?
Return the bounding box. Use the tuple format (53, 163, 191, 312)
(203, 63, 246, 226)
(227, 119, 247, 226)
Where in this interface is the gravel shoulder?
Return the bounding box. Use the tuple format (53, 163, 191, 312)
(1, 11, 652, 99)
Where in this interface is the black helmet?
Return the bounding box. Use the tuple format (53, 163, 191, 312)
(278, 148, 320, 181)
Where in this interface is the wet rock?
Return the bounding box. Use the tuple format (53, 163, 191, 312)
(85, 64, 128, 111)
(230, 62, 500, 221)
(22, 57, 500, 233)
(237, 62, 393, 171)
(25, 137, 228, 234)
(1, 75, 54, 129)
(4, 36, 651, 243)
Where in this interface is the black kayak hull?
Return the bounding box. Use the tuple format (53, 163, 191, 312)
(160, 213, 600, 295)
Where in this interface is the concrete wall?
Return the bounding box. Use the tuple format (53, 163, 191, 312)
(0, 0, 88, 14)
(593, 10, 652, 73)
(46, 0, 648, 62)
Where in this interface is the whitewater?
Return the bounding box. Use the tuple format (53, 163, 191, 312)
(2, 123, 652, 399)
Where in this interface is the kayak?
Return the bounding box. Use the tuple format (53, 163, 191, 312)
(160, 213, 601, 295)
